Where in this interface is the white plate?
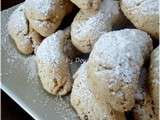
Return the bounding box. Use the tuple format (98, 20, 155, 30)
(1, 5, 80, 120)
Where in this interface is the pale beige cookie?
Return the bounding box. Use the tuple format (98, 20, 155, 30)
(24, 0, 73, 20)
(25, 0, 74, 37)
(70, 0, 101, 11)
(71, 10, 112, 53)
(149, 46, 159, 119)
(8, 4, 42, 55)
(71, 63, 126, 120)
(87, 29, 153, 112)
(71, 0, 127, 53)
(121, 0, 159, 39)
(36, 30, 74, 95)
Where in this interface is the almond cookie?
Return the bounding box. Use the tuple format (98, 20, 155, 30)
(8, 4, 42, 55)
(25, 0, 74, 37)
(36, 29, 73, 95)
(121, 0, 159, 39)
(87, 29, 153, 112)
(71, 63, 126, 120)
(71, 0, 127, 53)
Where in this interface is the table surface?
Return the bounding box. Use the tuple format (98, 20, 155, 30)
(1, 0, 25, 10)
(1, 90, 34, 120)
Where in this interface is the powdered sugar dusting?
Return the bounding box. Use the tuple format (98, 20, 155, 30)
(2, 5, 78, 120)
(24, 54, 78, 120)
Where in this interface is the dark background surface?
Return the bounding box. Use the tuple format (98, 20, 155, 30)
(1, 0, 24, 10)
(1, 90, 33, 120)
(2, 1, 34, 120)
